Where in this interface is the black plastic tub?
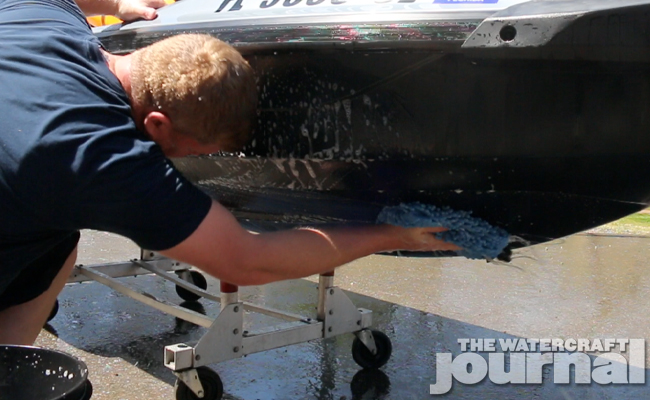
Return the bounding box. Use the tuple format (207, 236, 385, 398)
(0, 345, 92, 400)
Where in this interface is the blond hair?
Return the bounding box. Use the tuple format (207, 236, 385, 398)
(131, 34, 257, 151)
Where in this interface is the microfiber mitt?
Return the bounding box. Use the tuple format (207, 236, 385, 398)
(376, 202, 510, 260)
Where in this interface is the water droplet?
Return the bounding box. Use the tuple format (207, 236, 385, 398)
(342, 99, 352, 124)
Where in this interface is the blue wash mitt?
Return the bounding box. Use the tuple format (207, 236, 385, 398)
(376, 202, 510, 260)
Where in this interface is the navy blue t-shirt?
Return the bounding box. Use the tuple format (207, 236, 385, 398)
(0, 0, 212, 291)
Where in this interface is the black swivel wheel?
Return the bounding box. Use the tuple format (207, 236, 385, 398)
(175, 270, 208, 302)
(175, 367, 223, 400)
(352, 330, 393, 369)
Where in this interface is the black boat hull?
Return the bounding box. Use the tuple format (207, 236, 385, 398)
(98, 0, 650, 250)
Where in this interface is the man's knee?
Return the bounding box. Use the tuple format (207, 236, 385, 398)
(0, 232, 80, 312)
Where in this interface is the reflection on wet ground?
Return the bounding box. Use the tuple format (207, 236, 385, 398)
(36, 231, 650, 399)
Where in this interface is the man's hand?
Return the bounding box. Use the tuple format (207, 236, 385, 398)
(76, 0, 167, 22)
(386, 226, 461, 253)
(160, 201, 462, 286)
(115, 0, 167, 21)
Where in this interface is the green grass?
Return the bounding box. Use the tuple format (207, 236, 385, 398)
(615, 212, 650, 226)
(597, 211, 650, 235)
(586, 209, 650, 235)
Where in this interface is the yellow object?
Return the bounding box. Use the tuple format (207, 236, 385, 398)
(87, 0, 175, 27)
(87, 15, 122, 27)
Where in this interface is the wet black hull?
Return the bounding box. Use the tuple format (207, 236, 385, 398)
(98, 0, 650, 249)
(174, 155, 649, 246)
(173, 52, 650, 246)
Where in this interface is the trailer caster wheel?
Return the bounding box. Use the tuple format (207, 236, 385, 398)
(175, 367, 223, 400)
(47, 299, 59, 322)
(352, 330, 392, 369)
(175, 270, 208, 302)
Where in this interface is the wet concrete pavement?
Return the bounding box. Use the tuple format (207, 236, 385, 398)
(35, 231, 650, 399)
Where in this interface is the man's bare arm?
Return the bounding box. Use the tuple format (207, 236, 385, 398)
(75, 0, 166, 21)
(160, 200, 460, 286)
